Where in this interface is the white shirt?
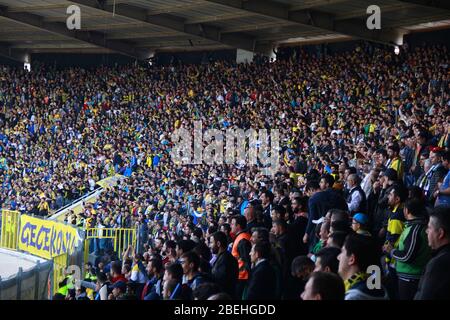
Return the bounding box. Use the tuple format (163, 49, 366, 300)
(347, 187, 363, 213)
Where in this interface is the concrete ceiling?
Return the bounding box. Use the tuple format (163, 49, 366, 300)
(0, 0, 449, 62)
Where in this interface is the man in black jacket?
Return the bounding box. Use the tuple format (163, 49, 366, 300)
(245, 241, 277, 300)
(415, 206, 450, 300)
(303, 180, 347, 250)
(290, 196, 308, 256)
(260, 190, 274, 229)
(209, 231, 239, 298)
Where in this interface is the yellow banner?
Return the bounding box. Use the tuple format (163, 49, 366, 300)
(18, 215, 81, 259)
(97, 174, 126, 189)
(1, 209, 20, 249)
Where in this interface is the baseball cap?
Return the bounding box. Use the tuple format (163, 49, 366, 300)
(312, 217, 324, 225)
(111, 281, 126, 290)
(353, 213, 368, 225)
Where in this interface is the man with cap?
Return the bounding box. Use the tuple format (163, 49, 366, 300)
(109, 280, 126, 300)
(351, 213, 371, 237)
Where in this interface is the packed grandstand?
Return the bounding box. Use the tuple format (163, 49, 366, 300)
(1, 40, 449, 300)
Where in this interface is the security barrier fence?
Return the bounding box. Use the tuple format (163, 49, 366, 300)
(0, 209, 137, 299)
(0, 210, 20, 250)
(0, 259, 53, 300)
(84, 227, 137, 263)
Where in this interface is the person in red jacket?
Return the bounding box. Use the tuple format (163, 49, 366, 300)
(110, 261, 127, 284)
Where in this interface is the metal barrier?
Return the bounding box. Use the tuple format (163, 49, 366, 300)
(0, 210, 20, 250)
(84, 228, 137, 262)
(48, 188, 103, 223)
(0, 210, 84, 299)
(0, 259, 53, 300)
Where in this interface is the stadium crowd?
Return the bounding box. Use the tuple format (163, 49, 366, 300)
(1, 42, 450, 300)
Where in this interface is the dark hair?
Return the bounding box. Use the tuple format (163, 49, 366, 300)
(273, 218, 288, 230)
(193, 242, 212, 262)
(165, 240, 177, 250)
(320, 174, 335, 188)
(207, 225, 218, 235)
(250, 227, 270, 243)
(192, 227, 203, 240)
(388, 143, 400, 154)
(177, 240, 196, 254)
(306, 169, 321, 182)
(272, 204, 286, 217)
(262, 190, 275, 202)
(328, 231, 348, 249)
(343, 233, 381, 272)
(430, 206, 450, 240)
(408, 186, 424, 201)
(308, 271, 345, 300)
(96, 272, 107, 283)
(253, 241, 271, 260)
(211, 231, 228, 249)
(315, 247, 341, 274)
(221, 223, 231, 234)
(331, 220, 351, 233)
(375, 148, 388, 158)
(305, 180, 320, 192)
(181, 251, 200, 271)
(404, 198, 427, 218)
(291, 255, 314, 275)
(165, 263, 183, 281)
(295, 196, 309, 211)
(231, 215, 247, 230)
(391, 184, 407, 203)
(347, 167, 357, 175)
(329, 209, 349, 222)
(192, 282, 221, 300)
(148, 257, 163, 273)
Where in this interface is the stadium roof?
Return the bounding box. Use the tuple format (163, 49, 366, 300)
(0, 0, 449, 62)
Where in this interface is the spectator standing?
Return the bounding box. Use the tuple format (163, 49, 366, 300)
(385, 199, 431, 300)
(245, 241, 277, 300)
(230, 215, 252, 299)
(415, 206, 450, 300)
(209, 231, 239, 298)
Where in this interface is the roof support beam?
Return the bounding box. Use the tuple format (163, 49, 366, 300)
(397, 0, 450, 11)
(69, 0, 274, 54)
(205, 0, 405, 46)
(0, 5, 152, 59)
(185, 12, 255, 24)
(290, 0, 350, 11)
(0, 42, 29, 63)
(146, 1, 209, 15)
